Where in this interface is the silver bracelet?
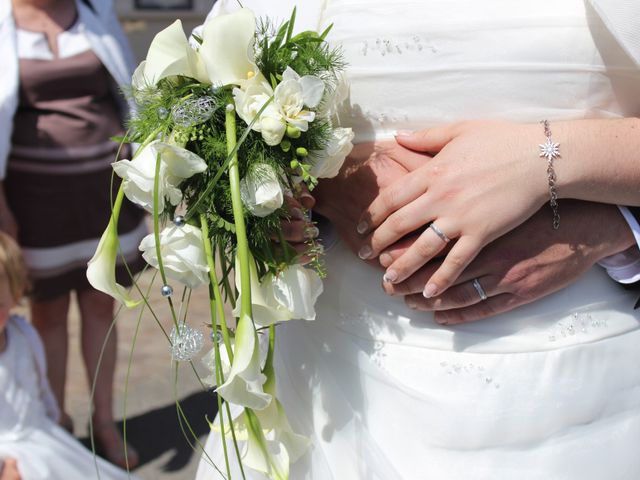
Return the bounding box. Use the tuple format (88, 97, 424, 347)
(538, 119, 560, 229)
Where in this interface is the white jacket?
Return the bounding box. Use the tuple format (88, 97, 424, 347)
(0, 0, 137, 179)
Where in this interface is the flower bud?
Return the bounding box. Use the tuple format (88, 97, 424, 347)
(286, 125, 302, 138)
(296, 147, 309, 158)
(280, 139, 291, 152)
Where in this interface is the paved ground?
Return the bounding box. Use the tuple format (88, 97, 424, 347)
(63, 268, 222, 479)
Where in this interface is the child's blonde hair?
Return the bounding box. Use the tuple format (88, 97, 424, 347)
(0, 232, 29, 302)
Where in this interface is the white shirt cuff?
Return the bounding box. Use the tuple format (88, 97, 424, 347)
(598, 206, 640, 284)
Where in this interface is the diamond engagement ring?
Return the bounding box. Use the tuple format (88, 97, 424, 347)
(429, 223, 451, 243)
(472, 278, 488, 301)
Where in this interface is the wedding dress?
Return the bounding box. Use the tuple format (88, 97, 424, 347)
(197, 1, 640, 478)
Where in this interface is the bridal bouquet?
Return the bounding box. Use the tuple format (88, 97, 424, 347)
(86, 6, 352, 479)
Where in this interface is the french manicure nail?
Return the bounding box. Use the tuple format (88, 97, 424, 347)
(358, 245, 373, 260)
(356, 221, 369, 235)
(423, 283, 438, 298)
(383, 269, 398, 283)
(394, 129, 413, 137)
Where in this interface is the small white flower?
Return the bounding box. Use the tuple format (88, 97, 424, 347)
(138, 224, 210, 289)
(274, 67, 324, 132)
(233, 75, 286, 146)
(112, 141, 207, 214)
(240, 164, 284, 217)
(309, 127, 354, 179)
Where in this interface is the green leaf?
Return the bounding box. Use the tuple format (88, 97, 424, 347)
(319, 23, 333, 41)
(285, 7, 297, 43)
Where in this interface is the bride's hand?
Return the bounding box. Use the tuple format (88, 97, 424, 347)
(381, 201, 637, 323)
(357, 120, 548, 296)
(314, 140, 430, 258)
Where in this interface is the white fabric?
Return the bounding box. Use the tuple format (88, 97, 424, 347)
(0, 316, 136, 480)
(599, 207, 640, 283)
(197, 1, 640, 479)
(0, 0, 136, 180)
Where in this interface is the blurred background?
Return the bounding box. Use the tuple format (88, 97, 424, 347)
(115, 0, 214, 61)
(67, 2, 221, 479)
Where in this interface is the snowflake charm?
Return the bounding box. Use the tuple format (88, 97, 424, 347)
(170, 324, 205, 362)
(539, 138, 560, 161)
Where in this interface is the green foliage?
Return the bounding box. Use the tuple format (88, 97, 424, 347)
(125, 7, 345, 278)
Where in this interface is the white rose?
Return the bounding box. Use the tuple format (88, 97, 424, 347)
(112, 141, 207, 214)
(233, 75, 286, 146)
(309, 127, 354, 179)
(273, 67, 324, 132)
(240, 164, 284, 217)
(138, 224, 210, 288)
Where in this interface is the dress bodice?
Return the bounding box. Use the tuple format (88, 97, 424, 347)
(320, 0, 640, 142)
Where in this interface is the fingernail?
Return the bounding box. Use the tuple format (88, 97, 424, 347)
(383, 269, 397, 283)
(394, 129, 413, 137)
(290, 208, 304, 220)
(358, 245, 373, 260)
(435, 317, 448, 325)
(304, 226, 320, 239)
(379, 252, 392, 267)
(423, 283, 438, 298)
(356, 221, 369, 235)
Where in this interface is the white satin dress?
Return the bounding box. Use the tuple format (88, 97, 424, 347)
(197, 1, 640, 479)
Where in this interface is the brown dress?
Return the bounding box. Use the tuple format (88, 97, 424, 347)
(6, 30, 145, 301)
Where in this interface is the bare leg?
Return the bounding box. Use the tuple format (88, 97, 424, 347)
(76, 287, 139, 469)
(31, 293, 71, 415)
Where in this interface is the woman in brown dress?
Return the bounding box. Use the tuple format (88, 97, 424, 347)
(0, 0, 146, 469)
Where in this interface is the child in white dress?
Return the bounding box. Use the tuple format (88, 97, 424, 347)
(0, 232, 136, 479)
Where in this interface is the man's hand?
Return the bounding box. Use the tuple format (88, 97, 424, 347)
(381, 201, 636, 324)
(314, 140, 429, 258)
(0, 458, 21, 480)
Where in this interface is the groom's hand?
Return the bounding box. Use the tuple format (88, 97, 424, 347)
(381, 201, 636, 323)
(314, 140, 429, 258)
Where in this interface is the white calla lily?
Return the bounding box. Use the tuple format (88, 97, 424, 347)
(138, 224, 209, 289)
(216, 311, 271, 410)
(240, 164, 284, 217)
(200, 8, 258, 86)
(112, 141, 207, 214)
(132, 20, 208, 88)
(86, 187, 141, 308)
(234, 260, 324, 326)
(232, 256, 290, 327)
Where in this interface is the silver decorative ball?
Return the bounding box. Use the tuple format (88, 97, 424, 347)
(170, 324, 205, 362)
(210, 330, 223, 344)
(225, 103, 235, 112)
(173, 215, 186, 227)
(161, 285, 173, 297)
(157, 106, 169, 119)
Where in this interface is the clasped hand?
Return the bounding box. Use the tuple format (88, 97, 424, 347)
(356, 120, 549, 298)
